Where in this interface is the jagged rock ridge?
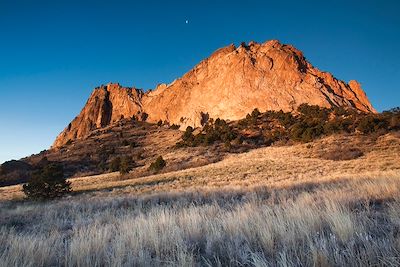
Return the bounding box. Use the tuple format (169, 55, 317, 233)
(54, 83, 144, 147)
(53, 40, 376, 147)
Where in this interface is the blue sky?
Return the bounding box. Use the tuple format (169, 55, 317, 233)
(0, 0, 399, 163)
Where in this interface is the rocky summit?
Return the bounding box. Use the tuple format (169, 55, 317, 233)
(53, 40, 376, 147)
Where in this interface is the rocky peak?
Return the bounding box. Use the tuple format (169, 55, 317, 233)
(53, 83, 145, 147)
(53, 40, 376, 147)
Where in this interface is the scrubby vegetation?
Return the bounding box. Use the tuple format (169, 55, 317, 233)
(169, 124, 180, 130)
(109, 156, 122, 172)
(149, 156, 166, 172)
(119, 156, 133, 174)
(22, 163, 71, 200)
(178, 104, 400, 147)
(2, 105, 399, 187)
(0, 160, 33, 186)
(109, 156, 134, 174)
(1, 131, 399, 265)
(177, 118, 237, 147)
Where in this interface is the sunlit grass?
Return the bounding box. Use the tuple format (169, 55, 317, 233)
(0, 133, 399, 266)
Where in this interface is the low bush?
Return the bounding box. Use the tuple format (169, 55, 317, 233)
(182, 126, 194, 142)
(268, 110, 295, 128)
(357, 116, 389, 134)
(22, 163, 71, 200)
(290, 121, 324, 142)
(109, 157, 121, 172)
(119, 156, 133, 174)
(149, 156, 166, 172)
(251, 108, 261, 118)
(323, 118, 353, 134)
(178, 119, 237, 147)
(176, 104, 400, 147)
(297, 103, 330, 121)
(169, 124, 180, 130)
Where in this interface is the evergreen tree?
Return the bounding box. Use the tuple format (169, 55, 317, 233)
(119, 156, 133, 174)
(149, 156, 166, 172)
(23, 163, 71, 200)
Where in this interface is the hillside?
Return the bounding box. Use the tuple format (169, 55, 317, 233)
(0, 120, 227, 186)
(1, 90, 398, 267)
(1, 104, 399, 187)
(1, 132, 399, 201)
(53, 40, 376, 147)
(1, 133, 399, 266)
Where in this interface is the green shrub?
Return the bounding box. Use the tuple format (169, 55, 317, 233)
(176, 104, 398, 148)
(119, 156, 133, 174)
(383, 108, 400, 130)
(22, 163, 71, 200)
(302, 125, 324, 142)
(210, 119, 236, 143)
(242, 108, 261, 125)
(251, 108, 261, 118)
(182, 126, 194, 142)
(332, 106, 353, 117)
(323, 119, 340, 134)
(169, 124, 180, 130)
(357, 116, 389, 134)
(323, 118, 353, 134)
(109, 157, 121, 172)
(274, 111, 295, 128)
(149, 156, 166, 172)
(291, 121, 324, 142)
(298, 104, 329, 121)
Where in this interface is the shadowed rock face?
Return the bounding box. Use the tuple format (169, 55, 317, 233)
(53, 40, 376, 147)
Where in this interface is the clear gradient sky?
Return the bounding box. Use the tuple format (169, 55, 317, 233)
(0, 0, 399, 163)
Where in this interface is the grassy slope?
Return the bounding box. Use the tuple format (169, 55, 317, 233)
(0, 133, 400, 266)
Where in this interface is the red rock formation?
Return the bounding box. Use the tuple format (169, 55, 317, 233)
(53, 40, 376, 147)
(53, 84, 144, 147)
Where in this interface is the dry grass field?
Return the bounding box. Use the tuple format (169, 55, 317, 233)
(1, 133, 400, 266)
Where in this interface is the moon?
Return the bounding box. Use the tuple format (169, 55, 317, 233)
(185, 20, 189, 24)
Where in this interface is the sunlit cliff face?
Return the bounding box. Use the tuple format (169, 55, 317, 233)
(53, 40, 376, 147)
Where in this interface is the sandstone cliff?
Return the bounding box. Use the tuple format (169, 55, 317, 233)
(53, 83, 144, 147)
(53, 40, 376, 147)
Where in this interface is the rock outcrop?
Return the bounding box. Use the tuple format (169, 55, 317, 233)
(53, 83, 144, 147)
(53, 40, 376, 147)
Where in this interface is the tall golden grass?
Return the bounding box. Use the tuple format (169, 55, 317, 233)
(1, 175, 400, 266)
(0, 133, 399, 266)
